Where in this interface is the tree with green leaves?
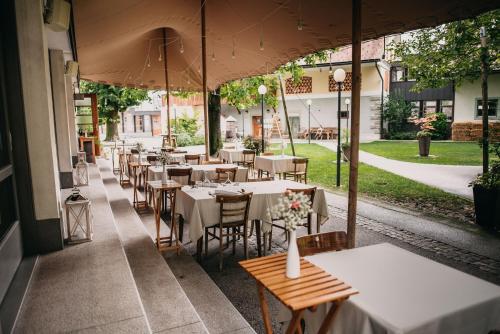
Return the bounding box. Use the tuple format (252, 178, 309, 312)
(390, 10, 499, 92)
(220, 50, 331, 114)
(79, 81, 149, 141)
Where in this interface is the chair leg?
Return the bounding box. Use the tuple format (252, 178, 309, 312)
(219, 227, 224, 271)
(248, 220, 254, 237)
(243, 222, 248, 260)
(204, 227, 209, 256)
(263, 232, 267, 256)
(232, 227, 236, 255)
(307, 214, 312, 235)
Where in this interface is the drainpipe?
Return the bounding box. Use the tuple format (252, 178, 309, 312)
(375, 61, 384, 138)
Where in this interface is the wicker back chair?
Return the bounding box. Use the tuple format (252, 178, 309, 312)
(205, 193, 253, 271)
(167, 167, 193, 185)
(237, 150, 256, 171)
(215, 167, 238, 182)
(185, 154, 201, 165)
(296, 231, 347, 257)
(283, 158, 308, 183)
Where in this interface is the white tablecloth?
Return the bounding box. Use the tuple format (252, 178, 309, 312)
(176, 180, 328, 242)
(148, 164, 248, 182)
(279, 243, 500, 334)
(220, 149, 244, 163)
(255, 155, 303, 175)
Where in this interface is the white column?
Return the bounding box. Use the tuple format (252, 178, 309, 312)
(65, 74, 78, 161)
(49, 49, 73, 188)
(15, 0, 63, 252)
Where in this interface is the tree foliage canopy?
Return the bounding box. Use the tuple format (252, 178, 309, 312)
(220, 50, 332, 113)
(79, 80, 149, 122)
(390, 10, 499, 92)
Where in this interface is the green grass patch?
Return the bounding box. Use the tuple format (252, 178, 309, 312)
(359, 140, 481, 165)
(271, 144, 473, 222)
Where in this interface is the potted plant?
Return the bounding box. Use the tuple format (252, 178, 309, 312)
(469, 161, 500, 231)
(269, 191, 312, 279)
(411, 113, 438, 157)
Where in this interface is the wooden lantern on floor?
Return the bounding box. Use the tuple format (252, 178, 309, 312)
(76, 151, 89, 186)
(65, 187, 93, 243)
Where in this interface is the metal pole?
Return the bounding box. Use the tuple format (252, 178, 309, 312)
(162, 28, 171, 144)
(200, 0, 210, 160)
(346, 104, 350, 144)
(347, 0, 361, 249)
(480, 26, 489, 173)
(261, 95, 265, 152)
(278, 74, 296, 156)
(242, 111, 245, 137)
(308, 104, 311, 144)
(336, 83, 342, 187)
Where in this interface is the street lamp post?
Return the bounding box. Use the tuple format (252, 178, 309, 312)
(258, 84, 267, 153)
(345, 98, 350, 144)
(333, 68, 346, 187)
(306, 99, 312, 144)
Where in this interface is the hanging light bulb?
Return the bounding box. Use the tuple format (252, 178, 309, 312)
(259, 23, 264, 51)
(297, 19, 303, 31)
(211, 52, 216, 61)
(147, 59, 151, 67)
(180, 38, 184, 54)
(158, 53, 162, 62)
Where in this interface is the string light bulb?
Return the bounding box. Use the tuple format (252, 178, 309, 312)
(180, 38, 184, 54)
(232, 38, 236, 59)
(147, 59, 151, 67)
(211, 52, 216, 61)
(260, 39, 264, 51)
(259, 23, 264, 51)
(158, 53, 162, 62)
(297, 19, 303, 31)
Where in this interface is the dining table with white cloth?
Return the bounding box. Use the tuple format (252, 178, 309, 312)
(219, 148, 244, 163)
(175, 180, 329, 243)
(278, 243, 500, 334)
(254, 155, 304, 176)
(148, 164, 248, 182)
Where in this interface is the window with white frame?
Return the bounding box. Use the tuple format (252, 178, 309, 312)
(440, 100, 453, 121)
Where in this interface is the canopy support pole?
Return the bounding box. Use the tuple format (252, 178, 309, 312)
(347, 0, 361, 249)
(278, 74, 295, 156)
(162, 28, 171, 145)
(201, 0, 210, 160)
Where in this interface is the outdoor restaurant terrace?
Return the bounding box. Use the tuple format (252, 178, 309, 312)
(0, 0, 499, 333)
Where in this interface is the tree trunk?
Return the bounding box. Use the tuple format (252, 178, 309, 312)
(105, 110, 119, 141)
(208, 89, 221, 156)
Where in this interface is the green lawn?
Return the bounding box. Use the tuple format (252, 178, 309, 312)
(271, 144, 473, 223)
(359, 141, 482, 165)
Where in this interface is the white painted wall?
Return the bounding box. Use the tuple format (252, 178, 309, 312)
(454, 73, 500, 122)
(15, 0, 61, 220)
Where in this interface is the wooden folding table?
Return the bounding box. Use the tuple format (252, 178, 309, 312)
(240, 253, 358, 334)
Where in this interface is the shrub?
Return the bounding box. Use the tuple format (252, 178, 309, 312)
(176, 133, 192, 147)
(175, 111, 200, 137)
(387, 131, 418, 140)
(192, 135, 206, 145)
(243, 135, 268, 155)
(383, 94, 413, 137)
(430, 113, 448, 140)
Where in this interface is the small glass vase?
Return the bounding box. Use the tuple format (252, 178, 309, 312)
(161, 164, 168, 184)
(286, 229, 300, 279)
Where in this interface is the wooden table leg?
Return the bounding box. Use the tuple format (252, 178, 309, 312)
(317, 300, 344, 334)
(196, 237, 203, 262)
(255, 220, 262, 257)
(155, 190, 161, 249)
(257, 282, 273, 334)
(133, 167, 138, 207)
(285, 309, 304, 334)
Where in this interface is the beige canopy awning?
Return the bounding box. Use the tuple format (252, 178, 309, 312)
(73, 0, 496, 91)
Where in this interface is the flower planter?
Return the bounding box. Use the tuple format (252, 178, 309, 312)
(473, 185, 500, 231)
(418, 136, 431, 157)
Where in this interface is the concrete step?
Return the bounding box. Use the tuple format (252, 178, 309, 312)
(14, 165, 152, 333)
(96, 160, 209, 334)
(99, 159, 256, 334)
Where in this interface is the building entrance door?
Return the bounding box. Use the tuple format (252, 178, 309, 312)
(252, 116, 262, 138)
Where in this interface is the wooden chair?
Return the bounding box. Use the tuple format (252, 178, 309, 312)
(130, 148, 139, 154)
(283, 158, 308, 183)
(296, 231, 347, 257)
(268, 187, 317, 249)
(237, 150, 255, 172)
(204, 193, 253, 271)
(185, 154, 201, 165)
(167, 167, 193, 186)
(215, 167, 238, 183)
(147, 155, 159, 166)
